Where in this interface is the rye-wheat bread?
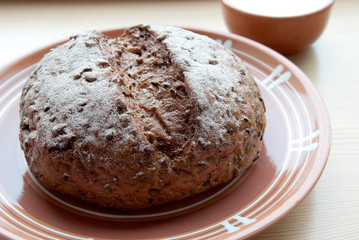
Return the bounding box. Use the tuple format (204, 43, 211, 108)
(19, 25, 266, 210)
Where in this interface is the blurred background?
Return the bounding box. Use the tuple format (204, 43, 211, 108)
(0, 0, 226, 67)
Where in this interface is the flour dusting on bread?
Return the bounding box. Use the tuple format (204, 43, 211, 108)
(19, 25, 266, 210)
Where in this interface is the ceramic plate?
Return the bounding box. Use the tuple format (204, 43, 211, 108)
(0, 27, 331, 240)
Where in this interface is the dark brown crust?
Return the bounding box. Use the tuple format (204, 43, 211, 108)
(19, 25, 266, 210)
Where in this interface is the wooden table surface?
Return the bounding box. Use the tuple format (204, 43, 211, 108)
(1, 0, 358, 239)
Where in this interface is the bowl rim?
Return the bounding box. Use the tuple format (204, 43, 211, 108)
(221, 0, 335, 19)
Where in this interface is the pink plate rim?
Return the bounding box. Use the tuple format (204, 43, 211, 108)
(0, 26, 331, 240)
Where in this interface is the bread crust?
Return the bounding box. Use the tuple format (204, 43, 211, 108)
(19, 25, 266, 210)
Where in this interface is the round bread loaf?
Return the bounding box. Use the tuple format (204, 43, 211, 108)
(19, 25, 266, 210)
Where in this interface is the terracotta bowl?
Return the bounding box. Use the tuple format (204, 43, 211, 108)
(221, 0, 334, 55)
